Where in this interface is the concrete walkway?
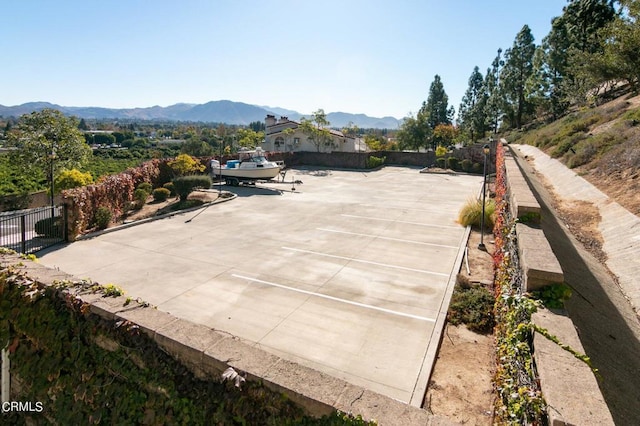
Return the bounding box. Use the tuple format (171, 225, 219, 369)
(512, 144, 640, 315)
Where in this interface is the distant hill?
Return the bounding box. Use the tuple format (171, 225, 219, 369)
(0, 100, 402, 129)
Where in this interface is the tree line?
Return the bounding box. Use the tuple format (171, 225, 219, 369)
(400, 0, 639, 149)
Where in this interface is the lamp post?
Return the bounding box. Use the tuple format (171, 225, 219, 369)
(478, 142, 491, 251)
(49, 147, 56, 218)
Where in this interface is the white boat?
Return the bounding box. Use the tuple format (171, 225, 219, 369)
(210, 147, 283, 185)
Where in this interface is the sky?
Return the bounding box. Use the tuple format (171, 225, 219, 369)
(1, 0, 569, 119)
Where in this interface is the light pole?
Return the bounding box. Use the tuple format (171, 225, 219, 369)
(478, 142, 491, 251)
(49, 147, 56, 218)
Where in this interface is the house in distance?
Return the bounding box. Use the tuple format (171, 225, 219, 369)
(262, 115, 363, 153)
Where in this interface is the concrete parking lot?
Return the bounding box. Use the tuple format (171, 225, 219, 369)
(39, 166, 482, 404)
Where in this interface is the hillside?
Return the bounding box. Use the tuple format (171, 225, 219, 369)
(507, 92, 640, 216)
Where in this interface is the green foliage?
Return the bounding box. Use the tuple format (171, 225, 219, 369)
(471, 162, 482, 173)
(365, 155, 385, 169)
(136, 182, 153, 194)
(446, 156, 458, 170)
(0, 266, 376, 425)
(460, 159, 473, 172)
(152, 187, 171, 202)
(448, 285, 495, 333)
(55, 168, 94, 192)
(6, 109, 92, 180)
(163, 181, 176, 196)
(168, 154, 205, 176)
(531, 283, 572, 309)
(457, 197, 496, 228)
(172, 175, 212, 202)
(435, 145, 448, 157)
(94, 206, 112, 230)
(132, 188, 149, 210)
(436, 158, 446, 168)
(34, 216, 63, 238)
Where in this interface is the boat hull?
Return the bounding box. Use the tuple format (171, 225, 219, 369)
(212, 166, 281, 180)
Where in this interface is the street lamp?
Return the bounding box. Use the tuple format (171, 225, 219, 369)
(49, 148, 56, 218)
(478, 142, 491, 251)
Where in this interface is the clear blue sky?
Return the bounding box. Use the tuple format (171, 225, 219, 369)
(1, 0, 568, 119)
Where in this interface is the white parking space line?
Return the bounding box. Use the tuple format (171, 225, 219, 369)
(281, 246, 450, 277)
(231, 274, 436, 322)
(340, 214, 460, 229)
(359, 203, 456, 213)
(316, 228, 458, 249)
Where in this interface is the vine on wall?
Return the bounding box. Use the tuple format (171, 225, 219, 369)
(491, 145, 547, 424)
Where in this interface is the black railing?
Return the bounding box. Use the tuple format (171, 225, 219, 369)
(0, 205, 67, 254)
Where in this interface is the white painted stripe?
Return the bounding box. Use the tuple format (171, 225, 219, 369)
(359, 203, 458, 213)
(340, 214, 459, 229)
(281, 246, 450, 277)
(231, 274, 436, 322)
(316, 228, 458, 249)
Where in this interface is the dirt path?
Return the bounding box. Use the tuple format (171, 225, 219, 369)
(425, 231, 495, 425)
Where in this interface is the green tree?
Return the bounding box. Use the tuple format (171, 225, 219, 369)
(168, 153, 205, 176)
(420, 75, 454, 129)
(484, 49, 504, 133)
(500, 25, 536, 128)
(181, 139, 214, 157)
(458, 66, 487, 142)
(396, 110, 431, 151)
(299, 109, 332, 152)
(7, 109, 91, 203)
(235, 128, 264, 149)
(596, 0, 640, 92)
(54, 168, 94, 192)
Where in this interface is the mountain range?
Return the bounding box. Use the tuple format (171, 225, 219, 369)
(0, 100, 402, 129)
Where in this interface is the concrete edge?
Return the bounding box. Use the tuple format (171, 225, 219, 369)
(1, 253, 435, 425)
(409, 224, 472, 407)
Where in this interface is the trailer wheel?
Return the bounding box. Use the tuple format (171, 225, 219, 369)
(229, 178, 240, 186)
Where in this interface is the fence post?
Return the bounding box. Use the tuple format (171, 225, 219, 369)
(20, 215, 26, 254)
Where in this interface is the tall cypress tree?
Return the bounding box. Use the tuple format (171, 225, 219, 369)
(500, 25, 536, 128)
(459, 66, 487, 143)
(420, 75, 453, 129)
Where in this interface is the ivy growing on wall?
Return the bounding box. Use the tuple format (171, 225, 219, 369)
(0, 257, 375, 425)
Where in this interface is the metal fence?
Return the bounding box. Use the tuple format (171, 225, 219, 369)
(0, 205, 67, 254)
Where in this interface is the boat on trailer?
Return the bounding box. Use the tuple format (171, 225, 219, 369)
(210, 147, 284, 186)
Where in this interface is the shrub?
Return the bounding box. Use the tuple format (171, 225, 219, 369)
(435, 145, 447, 157)
(446, 157, 458, 170)
(131, 188, 149, 210)
(365, 155, 385, 169)
(55, 169, 94, 192)
(163, 182, 176, 196)
(460, 159, 473, 172)
(173, 175, 212, 202)
(448, 285, 495, 333)
(94, 206, 112, 230)
(136, 182, 152, 194)
(458, 197, 496, 229)
(436, 158, 446, 168)
(471, 162, 482, 173)
(169, 154, 205, 176)
(152, 187, 171, 202)
(34, 216, 62, 238)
